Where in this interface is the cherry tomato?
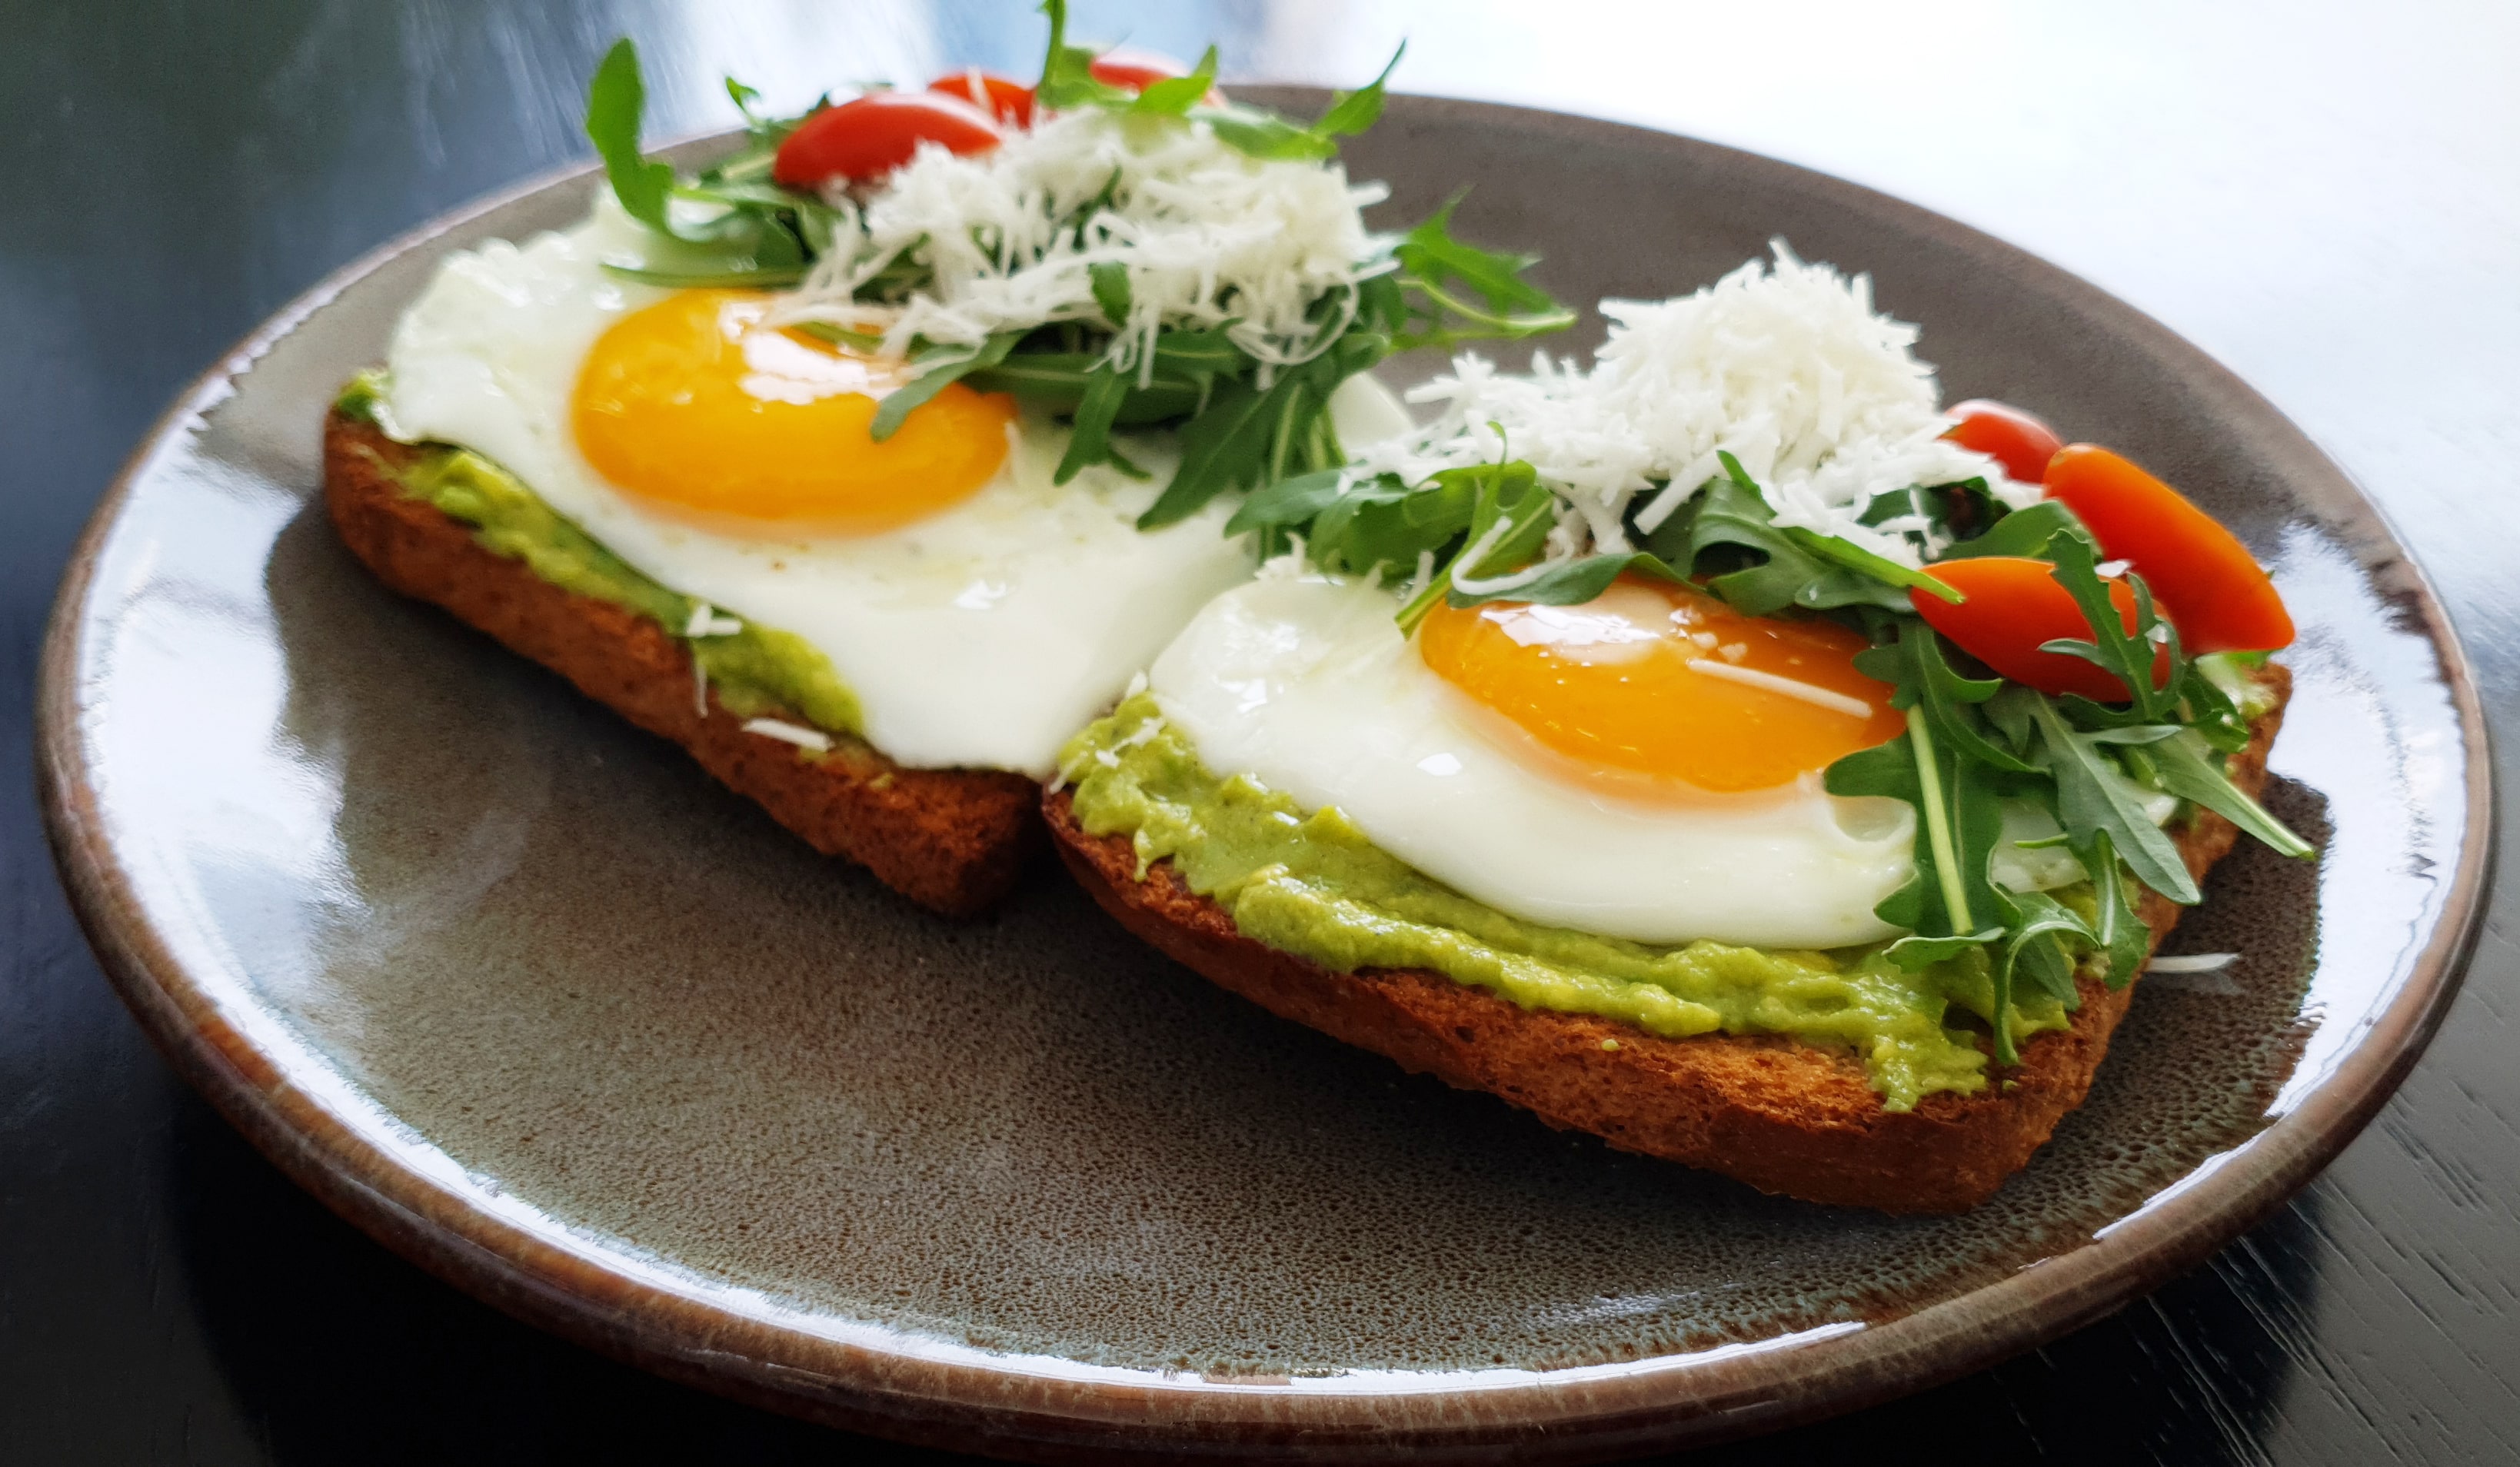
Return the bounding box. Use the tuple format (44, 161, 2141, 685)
(2042, 444, 2295, 654)
(772, 91, 1002, 189)
(1944, 398, 2064, 484)
(927, 69, 1034, 128)
(1089, 50, 1226, 105)
(1909, 556, 2169, 703)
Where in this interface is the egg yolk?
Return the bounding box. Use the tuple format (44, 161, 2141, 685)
(1418, 577, 1904, 794)
(571, 289, 1015, 534)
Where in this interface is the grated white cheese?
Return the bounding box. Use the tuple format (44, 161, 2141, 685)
(774, 110, 1390, 382)
(1356, 241, 2039, 570)
(2146, 952, 2240, 973)
(1686, 660, 1875, 719)
(1404, 547, 1436, 602)
(682, 602, 744, 638)
(741, 717, 834, 753)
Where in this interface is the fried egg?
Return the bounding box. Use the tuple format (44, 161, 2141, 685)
(378, 197, 1410, 775)
(1146, 570, 1911, 947)
(1150, 569, 2132, 950)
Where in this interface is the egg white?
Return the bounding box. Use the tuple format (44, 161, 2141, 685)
(1143, 571, 1916, 948)
(378, 196, 1410, 777)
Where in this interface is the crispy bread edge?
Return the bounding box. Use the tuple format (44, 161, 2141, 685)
(1047, 665, 2289, 1213)
(322, 409, 1038, 916)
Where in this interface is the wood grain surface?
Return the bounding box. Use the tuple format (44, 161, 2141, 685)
(2, 2, 2512, 1462)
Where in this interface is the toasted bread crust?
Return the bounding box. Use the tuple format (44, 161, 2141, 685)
(324, 409, 1037, 916)
(1047, 666, 2287, 1212)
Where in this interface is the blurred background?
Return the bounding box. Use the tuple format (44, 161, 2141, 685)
(4, 2, 2515, 1462)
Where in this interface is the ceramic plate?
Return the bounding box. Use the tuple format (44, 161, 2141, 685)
(38, 94, 2489, 1461)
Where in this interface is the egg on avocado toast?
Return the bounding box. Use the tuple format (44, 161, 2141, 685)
(1050, 246, 2305, 1209)
(326, 2, 1568, 913)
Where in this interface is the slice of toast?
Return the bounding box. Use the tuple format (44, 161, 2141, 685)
(324, 408, 1037, 916)
(1046, 666, 2287, 1212)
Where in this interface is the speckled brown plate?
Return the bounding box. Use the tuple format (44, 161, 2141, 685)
(37, 94, 2490, 1462)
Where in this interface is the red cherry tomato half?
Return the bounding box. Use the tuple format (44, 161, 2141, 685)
(1943, 398, 2065, 484)
(927, 69, 1034, 128)
(1910, 556, 2169, 703)
(1089, 50, 1226, 105)
(771, 90, 1003, 189)
(2041, 444, 2295, 654)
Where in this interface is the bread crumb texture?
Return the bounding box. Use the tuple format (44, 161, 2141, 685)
(324, 408, 1037, 916)
(1047, 667, 2287, 1212)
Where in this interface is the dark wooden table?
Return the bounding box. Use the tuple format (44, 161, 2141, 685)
(5, 2, 2512, 1461)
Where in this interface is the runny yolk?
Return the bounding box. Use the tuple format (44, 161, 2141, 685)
(1417, 576, 1905, 795)
(571, 288, 1015, 534)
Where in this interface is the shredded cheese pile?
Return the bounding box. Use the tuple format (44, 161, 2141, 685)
(776, 110, 1392, 381)
(1357, 243, 2036, 568)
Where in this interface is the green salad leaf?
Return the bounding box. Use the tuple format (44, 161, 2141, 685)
(586, 41, 676, 234)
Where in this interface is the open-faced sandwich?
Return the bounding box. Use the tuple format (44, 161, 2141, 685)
(325, 2, 1564, 913)
(1048, 246, 2309, 1210)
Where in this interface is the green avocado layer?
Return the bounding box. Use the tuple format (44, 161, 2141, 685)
(338, 376, 862, 739)
(1063, 693, 2079, 1109)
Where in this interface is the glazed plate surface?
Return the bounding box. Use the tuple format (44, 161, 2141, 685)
(38, 95, 2488, 1461)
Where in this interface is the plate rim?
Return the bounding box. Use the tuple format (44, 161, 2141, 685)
(35, 91, 2495, 1461)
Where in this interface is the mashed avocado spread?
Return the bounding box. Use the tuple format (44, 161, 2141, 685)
(337, 374, 861, 739)
(1064, 693, 2078, 1109)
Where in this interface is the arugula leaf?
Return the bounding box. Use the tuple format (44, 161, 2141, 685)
(1996, 891, 2098, 1060)
(1230, 438, 1683, 618)
(1984, 681, 2039, 755)
(1265, 469, 1456, 574)
(963, 328, 1251, 421)
(1089, 261, 1133, 328)
(2178, 657, 2253, 753)
(1940, 498, 2090, 561)
(1130, 46, 1220, 116)
(1686, 457, 1910, 616)
(870, 331, 1023, 440)
(1397, 195, 1553, 315)
(1136, 375, 1280, 525)
(1685, 456, 1957, 606)
(1145, 328, 1247, 378)
(788, 321, 887, 352)
(2072, 829, 2152, 988)
(2150, 729, 2315, 857)
(1390, 194, 1577, 349)
(1863, 620, 2039, 775)
(1393, 455, 1556, 627)
(1191, 48, 1402, 161)
(1226, 467, 1357, 533)
(1135, 328, 1386, 527)
(586, 41, 677, 235)
(599, 262, 809, 288)
(2026, 694, 2201, 903)
(1197, 106, 1339, 161)
(2039, 533, 2183, 722)
(585, 40, 821, 286)
(1311, 42, 1405, 138)
(1782, 523, 1962, 603)
(1459, 551, 1688, 610)
(1054, 364, 1143, 482)
(1037, 2, 1397, 165)
(1825, 724, 2006, 969)
(1034, 0, 1133, 109)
